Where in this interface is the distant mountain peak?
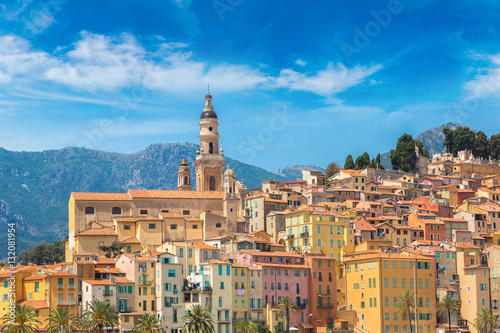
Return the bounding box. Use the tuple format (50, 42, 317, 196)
(273, 164, 326, 180)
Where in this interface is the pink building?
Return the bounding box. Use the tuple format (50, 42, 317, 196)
(236, 251, 310, 331)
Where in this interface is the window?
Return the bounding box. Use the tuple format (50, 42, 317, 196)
(149, 223, 156, 229)
(112, 207, 121, 215)
(171, 224, 177, 230)
(393, 278, 397, 288)
(183, 210, 190, 215)
(85, 207, 94, 215)
(193, 225, 198, 229)
(393, 261, 397, 268)
(384, 278, 389, 288)
(124, 225, 131, 230)
(140, 209, 148, 215)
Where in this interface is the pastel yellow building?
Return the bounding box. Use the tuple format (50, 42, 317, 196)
(344, 251, 437, 333)
(285, 205, 354, 276)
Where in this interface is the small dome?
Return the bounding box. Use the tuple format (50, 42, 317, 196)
(200, 110, 218, 119)
(180, 156, 188, 166)
(224, 166, 235, 178)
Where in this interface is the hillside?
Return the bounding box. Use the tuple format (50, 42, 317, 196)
(0, 143, 289, 254)
(273, 164, 326, 181)
(380, 122, 462, 169)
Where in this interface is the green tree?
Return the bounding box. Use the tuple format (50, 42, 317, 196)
(443, 127, 454, 154)
(131, 313, 161, 333)
(474, 308, 499, 333)
(474, 131, 490, 159)
(453, 126, 476, 155)
(375, 153, 386, 170)
(277, 296, 300, 333)
(390, 134, 418, 172)
(98, 242, 126, 258)
(397, 290, 421, 333)
(436, 295, 460, 333)
(80, 300, 119, 333)
(1, 304, 41, 333)
(235, 319, 259, 333)
(182, 304, 215, 333)
(489, 134, 500, 160)
(18, 240, 65, 265)
(325, 162, 341, 178)
(344, 155, 355, 170)
(354, 152, 371, 170)
(45, 307, 78, 333)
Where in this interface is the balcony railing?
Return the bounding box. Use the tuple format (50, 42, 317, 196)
(57, 300, 76, 305)
(103, 290, 113, 296)
(119, 307, 133, 313)
(57, 284, 64, 289)
(68, 284, 75, 290)
(300, 232, 309, 237)
(138, 280, 153, 286)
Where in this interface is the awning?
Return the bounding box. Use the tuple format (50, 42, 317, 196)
(300, 323, 314, 329)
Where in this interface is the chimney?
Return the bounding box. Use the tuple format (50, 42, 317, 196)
(110, 276, 115, 285)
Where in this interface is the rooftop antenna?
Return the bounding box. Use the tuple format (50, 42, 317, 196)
(207, 83, 210, 91)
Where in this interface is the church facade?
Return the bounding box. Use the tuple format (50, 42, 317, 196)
(65, 92, 247, 261)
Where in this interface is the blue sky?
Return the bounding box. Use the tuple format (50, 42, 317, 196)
(1, 0, 500, 171)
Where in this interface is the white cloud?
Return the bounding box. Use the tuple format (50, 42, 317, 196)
(464, 53, 500, 101)
(295, 59, 307, 67)
(0, 32, 382, 99)
(270, 62, 383, 96)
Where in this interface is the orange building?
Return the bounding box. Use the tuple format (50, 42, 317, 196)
(408, 212, 445, 242)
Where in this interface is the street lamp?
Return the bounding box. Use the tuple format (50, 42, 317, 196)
(303, 314, 313, 333)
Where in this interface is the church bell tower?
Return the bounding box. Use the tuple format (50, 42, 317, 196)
(194, 91, 225, 191)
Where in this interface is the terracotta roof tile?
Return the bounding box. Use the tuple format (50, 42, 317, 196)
(72, 193, 131, 201)
(24, 275, 44, 281)
(77, 228, 117, 236)
(128, 190, 224, 199)
(18, 300, 49, 309)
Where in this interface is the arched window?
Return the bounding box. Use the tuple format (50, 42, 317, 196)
(209, 142, 214, 154)
(184, 176, 188, 185)
(85, 207, 95, 215)
(209, 176, 216, 191)
(112, 207, 121, 215)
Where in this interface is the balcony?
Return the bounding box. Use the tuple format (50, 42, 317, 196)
(173, 289, 179, 294)
(285, 234, 294, 240)
(68, 284, 75, 290)
(103, 290, 113, 296)
(202, 286, 213, 292)
(119, 307, 133, 313)
(182, 286, 201, 292)
(57, 300, 76, 306)
(138, 280, 153, 286)
(300, 232, 309, 237)
(298, 303, 306, 309)
(57, 284, 64, 290)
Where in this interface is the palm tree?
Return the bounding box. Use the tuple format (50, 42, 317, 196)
(131, 313, 160, 333)
(235, 319, 258, 333)
(0, 304, 41, 333)
(45, 307, 78, 333)
(182, 304, 215, 333)
(80, 300, 118, 333)
(474, 308, 499, 333)
(437, 294, 461, 333)
(277, 296, 299, 333)
(259, 329, 272, 333)
(397, 290, 421, 333)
